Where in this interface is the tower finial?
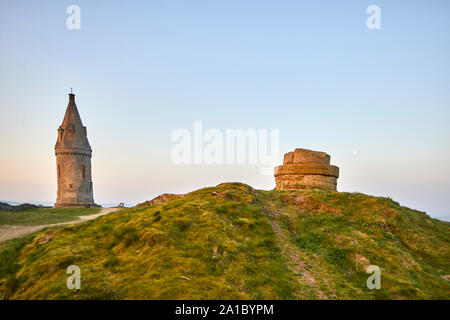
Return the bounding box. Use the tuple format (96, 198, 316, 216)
(70, 88, 73, 94)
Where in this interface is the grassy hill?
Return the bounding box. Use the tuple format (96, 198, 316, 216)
(0, 183, 448, 299)
(0, 207, 101, 226)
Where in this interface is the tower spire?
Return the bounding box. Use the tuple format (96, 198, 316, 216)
(54, 92, 94, 207)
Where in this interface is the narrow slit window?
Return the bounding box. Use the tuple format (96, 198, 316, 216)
(58, 165, 61, 178)
(82, 165, 86, 178)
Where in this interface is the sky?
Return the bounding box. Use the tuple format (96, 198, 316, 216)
(0, 1, 449, 220)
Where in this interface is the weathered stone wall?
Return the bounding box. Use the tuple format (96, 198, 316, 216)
(274, 148, 339, 191)
(55, 151, 94, 206)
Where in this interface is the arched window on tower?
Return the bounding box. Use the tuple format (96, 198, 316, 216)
(58, 165, 61, 179)
(82, 165, 86, 178)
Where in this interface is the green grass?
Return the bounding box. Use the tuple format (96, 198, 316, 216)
(0, 207, 101, 226)
(0, 183, 448, 300)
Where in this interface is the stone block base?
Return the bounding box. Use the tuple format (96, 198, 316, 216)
(54, 203, 97, 208)
(274, 148, 339, 191)
(275, 174, 337, 191)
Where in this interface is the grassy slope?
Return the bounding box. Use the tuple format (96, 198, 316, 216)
(0, 183, 448, 299)
(0, 207, 101, 226)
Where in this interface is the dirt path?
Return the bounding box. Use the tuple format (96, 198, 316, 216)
(266, 208, 328, 299)
(0, 207, 121, 243)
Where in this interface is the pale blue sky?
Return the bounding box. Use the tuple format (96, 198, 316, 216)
(0, 1, 449, 220)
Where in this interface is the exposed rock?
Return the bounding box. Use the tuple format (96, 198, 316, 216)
(355, 253, 370, 271)
(212, 246, 218, 259)
(274, 148, 339, 191)
(137, 193, 185, 207)
(36, 231, 56, 244)
(212, 191, 225, 198)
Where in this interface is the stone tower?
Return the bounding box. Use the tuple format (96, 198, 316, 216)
(54, 93, 95, 207)
(274, 148, 339, 191)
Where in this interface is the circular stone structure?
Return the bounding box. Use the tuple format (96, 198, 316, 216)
(274, 148, 339, 191)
